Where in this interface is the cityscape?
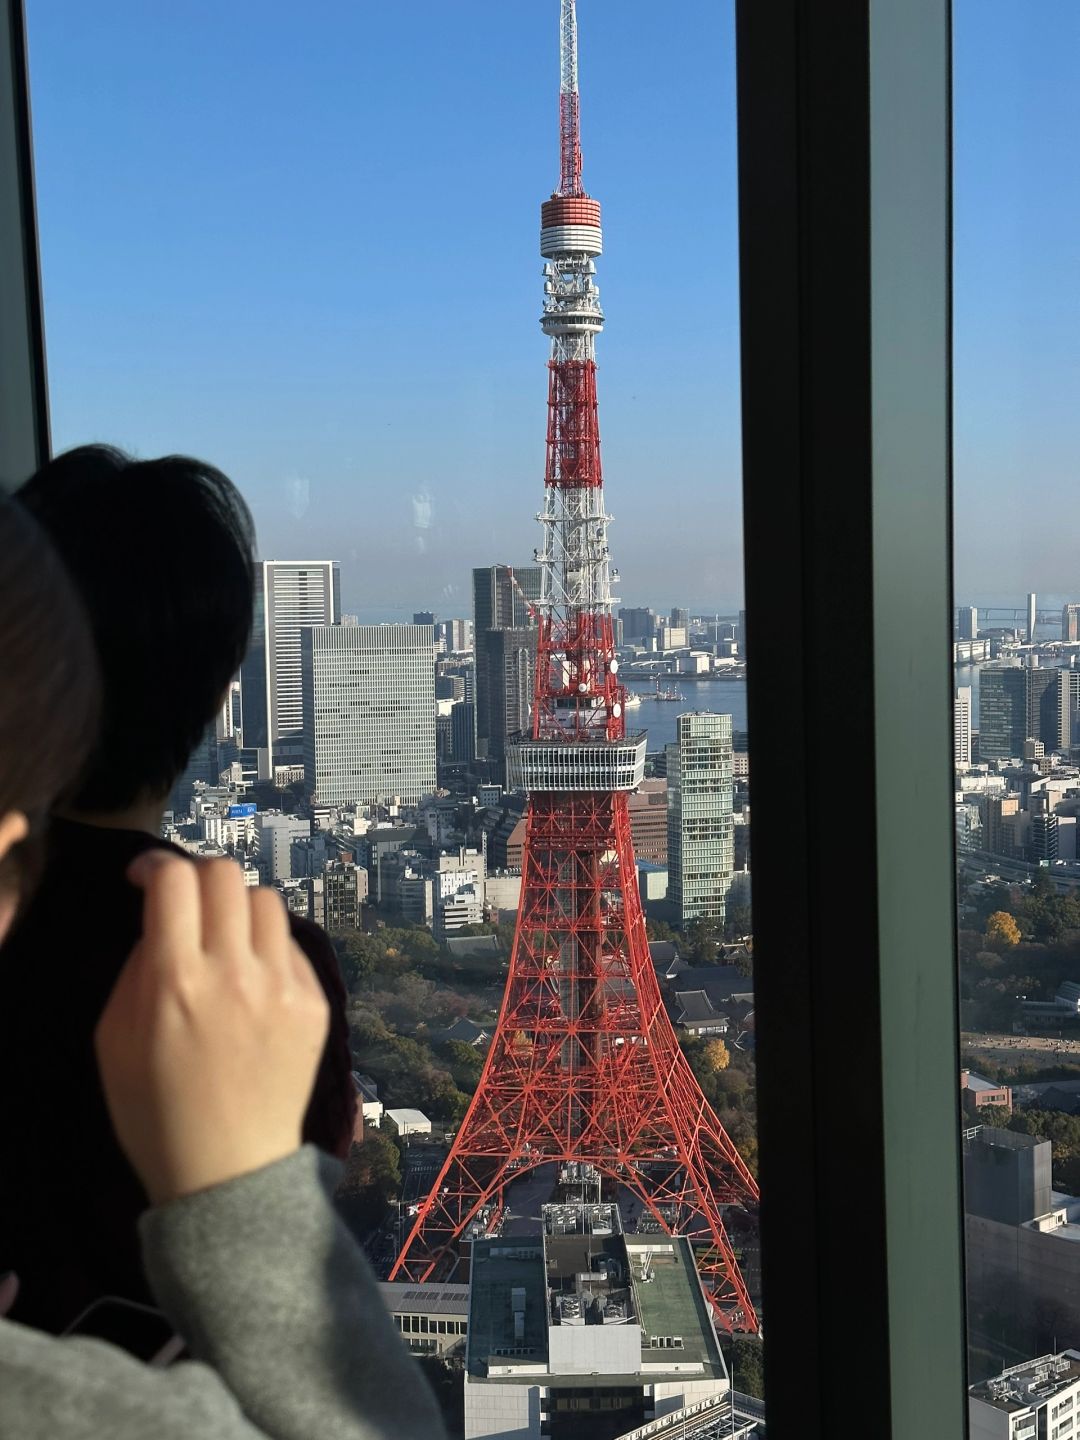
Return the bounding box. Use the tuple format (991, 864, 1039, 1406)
(22, 0, 1080, 1436)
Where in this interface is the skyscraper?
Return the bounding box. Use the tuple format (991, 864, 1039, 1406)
(478, 627, 535, 771)
(473, 565, 541, 766)
(957, 606, 978, 641)
(240, 560, 340, 771)
(301, 623, 435, 806)
(1063, 604, 1080, 644)
(472, 564, 541, 633)
(666, 712, 735, 927)
(979, 665, 1066, 760)
(1028, 592, 1038, 644)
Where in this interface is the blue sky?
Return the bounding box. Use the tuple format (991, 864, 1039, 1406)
(22, 1, 1080, 613)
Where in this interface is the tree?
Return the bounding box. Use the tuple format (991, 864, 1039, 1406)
(683, 917, 723, 965)
(703, 1038, 731, 1073)
(335, 1128, 402, 1239)
(731, 1335, 765, 1399)
(986, 911, 1021, 948)
(724, 904, 753, 942)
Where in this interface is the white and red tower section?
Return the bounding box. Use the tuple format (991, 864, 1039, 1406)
(391, 0, 759, 1331)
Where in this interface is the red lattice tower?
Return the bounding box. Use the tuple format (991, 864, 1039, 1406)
(390, 0, 759, 1331)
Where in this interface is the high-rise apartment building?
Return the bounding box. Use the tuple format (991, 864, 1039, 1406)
(957, 606, 978, 641)
(979, 665, 1067, 760)
(1028, 591, 1038, 644)
(240, 560, 340, 770)
(666, 712, 734, 927)
(1064, 603, 1080, 643)
(307, 858, 368, 930)
(955, 686, 973, 768)
(301, 623, 436, 806)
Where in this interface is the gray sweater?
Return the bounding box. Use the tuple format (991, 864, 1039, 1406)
(0, 1147, 447, 1439)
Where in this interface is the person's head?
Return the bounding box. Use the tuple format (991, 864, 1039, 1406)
(17, 445, 256, 814)
(0, 496, 101, 941)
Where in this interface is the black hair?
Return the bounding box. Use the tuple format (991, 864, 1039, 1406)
(17, 444, 256, 812)
(0, 496, 101, 899)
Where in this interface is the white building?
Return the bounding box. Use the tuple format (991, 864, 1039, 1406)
(464, 1204, 735, 1440)
(666, 713, 734, 928)
(384, 1108, 432, 1137)
(239, 560, 340, 771)
(302, 624, 436, 808)
(970, 1351, 1080, 1440)
(484, 870, 522, 915)
(253, 811, 311, 884)
(352, 1072, 383, 1129)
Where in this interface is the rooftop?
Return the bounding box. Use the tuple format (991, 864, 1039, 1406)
(625, 1238, 724, 1373)
(971, 1351, 1080, 1414)
(376, 1280, 470, 1318)
(467, 1206, 724, 1383)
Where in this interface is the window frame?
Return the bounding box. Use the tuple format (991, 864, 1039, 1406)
(737, 0, 966, 1435)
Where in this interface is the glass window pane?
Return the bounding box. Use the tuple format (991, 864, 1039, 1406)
(24, 0, 766, 1430)
(956, 0, 1080, 1413)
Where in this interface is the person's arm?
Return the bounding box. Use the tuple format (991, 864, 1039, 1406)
(0, 1315, 284, 1440)
(141, 1147, 442, 1440)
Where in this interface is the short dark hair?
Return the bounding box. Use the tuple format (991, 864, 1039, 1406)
(17, 445, 256, 812)
(0, 496, 101, 900)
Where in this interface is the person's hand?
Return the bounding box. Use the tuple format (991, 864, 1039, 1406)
(95, 854, 330, 1207)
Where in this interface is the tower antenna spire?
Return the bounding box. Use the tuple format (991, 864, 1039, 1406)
(559, 0, 583, 196)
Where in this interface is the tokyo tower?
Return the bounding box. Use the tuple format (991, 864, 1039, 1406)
(391, 0, 759, 1330)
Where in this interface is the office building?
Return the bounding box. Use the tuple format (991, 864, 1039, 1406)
(1028, 592, 1038, 644)
(301, 624, 436, 807)
(464, 1204, 733, 1440)
(253, 811, 311, 884)
(666, 713, 735, 927)
(629, 776, 668, 863)
(958, 606, 978, 641)
(413, 610, 436, 626)
(670, 606, 690, 632)
(979, 666, 1067, 760)
(377, 1281, 470, 1359)
(474, 566, 540, 769)
(451, 700, 477, 765)
(477, 627, 536, 769)
(955, 686, 973, 768)
(1064, 604, 1080, 644)
(240, 560, 340, 769)
(619, 606, 655, 643)
(473, 564, 541, 634)
(437, 618, 472, 652)
(1065, 670, 1080, 753)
